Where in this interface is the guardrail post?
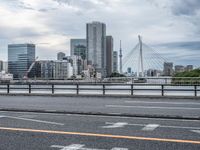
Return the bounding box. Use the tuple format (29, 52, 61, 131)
(52, 84, 54, 94)
(29, 84, 31, 94)
(161, 85, 164, 96)
(103, 84, 105, 95)
(131, 84, 133, 95)
(7, 84, 10, 94)
(76, 84, 79, 95)
(194, 85, 197, 97)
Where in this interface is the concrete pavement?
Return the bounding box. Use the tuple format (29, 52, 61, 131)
(0, 96, 200, 119)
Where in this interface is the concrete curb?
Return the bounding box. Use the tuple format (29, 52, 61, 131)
(0, 108, 200, 121)
(0, 93, 200, 100)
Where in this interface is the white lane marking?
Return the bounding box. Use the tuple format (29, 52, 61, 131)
(5, 116, 64, 126)
(125, 101, 200, 105)
(191, 130, 200, 134)
(51, 144, 128, 150)
(106, 122, 200, 130)
(102, 122, 128, 128)
(51, 144, 84, 150)
(111, 148, 128, 150)
(105, 122, 145, 127)
(142, 124, 160, 131)
(106, 105, 200, 110)
(0, 115, 5, 118)
(0, 111, 199, 122)
(17, 115, 37, 119)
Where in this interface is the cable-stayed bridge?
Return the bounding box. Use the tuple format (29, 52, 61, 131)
(123, 35, 169, 77)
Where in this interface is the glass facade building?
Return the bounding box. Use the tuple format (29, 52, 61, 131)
(106, 36, 113, 77)
(8, 44, 35, 79)
(86, 21, 106, 77)
(70, 39, 86, 60)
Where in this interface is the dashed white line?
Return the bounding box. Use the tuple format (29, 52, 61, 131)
(142, 124, 160, 131)
(102, 122, 128, 128)
(106, 122, 200, 130)
(191, 130, 200, 134)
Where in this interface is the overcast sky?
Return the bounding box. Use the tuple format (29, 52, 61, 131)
(0, 0, 199, 67)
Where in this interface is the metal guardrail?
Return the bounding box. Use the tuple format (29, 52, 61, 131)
(0, 83, 199, 97)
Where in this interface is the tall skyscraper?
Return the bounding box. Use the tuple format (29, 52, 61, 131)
(70, 39, 86, 60)
(119, 40, 123, 74)
(86, 21, 106, 77)
(113, 51, 118, 73)
(0, 60, 3, 72)
(8, 44, 35, 79)
(57, 52, 66, 60)
(106, 36, 113, 77)
(163, 62, 173, 76)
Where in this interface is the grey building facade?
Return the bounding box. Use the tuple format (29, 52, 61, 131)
(163, 62, 173, 76)
(8, 44, 35, 79)
(106, 36, 113, 77)
(86, 21, 107, 77)
(57, 52, 66, 60)
(70, 39, 87, 60)
(112, 51, 118, 73)
(175, 65, 185, 73)
(0, 61, 3, 72)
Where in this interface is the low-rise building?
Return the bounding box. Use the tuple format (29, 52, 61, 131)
(185, 65, 193, 71)
(175, 65, 185, 73)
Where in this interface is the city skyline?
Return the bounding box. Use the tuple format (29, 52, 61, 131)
(0, 0, 200, 66)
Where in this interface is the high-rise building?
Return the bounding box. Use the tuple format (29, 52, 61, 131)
(3, 62, 8, 72)
(8, 44, 35, 79)
(86, 21, 106, 77)
(113, 51, 118, 73)
(106, 36, 113, 77)
(70, 39, 87, 60)
(57, 52, 66, 60)
(163, 62, 173, 76)
(127, 67, 132, 74)
(0, 61, 3, 72)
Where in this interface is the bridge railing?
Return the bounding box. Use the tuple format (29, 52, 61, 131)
(0, 83, 199, 97)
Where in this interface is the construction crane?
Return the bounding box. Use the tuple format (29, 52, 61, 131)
(23, 56, 39, 80)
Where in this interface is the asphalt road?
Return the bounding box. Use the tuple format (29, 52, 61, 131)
(0, 111, 200, 150)
(0, 96, 200, 118)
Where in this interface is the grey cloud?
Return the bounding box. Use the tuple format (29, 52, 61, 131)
(0, 26, 44, 39)
(53, 0, 109, 10)
(53, 0, 71, 5)
(157, 41, 200, 51)
(18, 1, 35, 10)
(171, 0, 200, 16)
(0, 0, 35, 10)
(38, 8, 57, 12)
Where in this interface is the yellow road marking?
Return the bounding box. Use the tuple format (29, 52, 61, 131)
(0, 127, 200, 144)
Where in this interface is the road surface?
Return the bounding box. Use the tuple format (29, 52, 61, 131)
(0, 96, 199, 118)
(0, 111, 200, 150)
